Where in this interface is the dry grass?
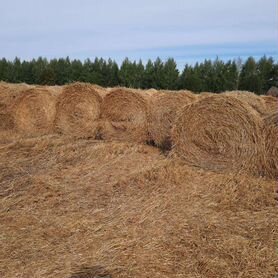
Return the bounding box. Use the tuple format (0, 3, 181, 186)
(55, 83, 102, 138)
(100, 88, 149, 143)
(0, 83, 277, 278)
(149, 91, 196, 149)
(0, 136, 277, 278)
(172, 94, 264, 176)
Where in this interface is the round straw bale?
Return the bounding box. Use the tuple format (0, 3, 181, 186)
(100, 88, 148, 143)
(12, 88, 56, 136)
(223, 91, 266, 115)
(149, 91, 196, 149)
(172, 95, 263, 175)
(262, 112, 278, 179)
(55, 83, 102, 138)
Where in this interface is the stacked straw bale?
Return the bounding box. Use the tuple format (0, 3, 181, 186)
(262, 112, 278, 179)
(55, 83, 102, 138)
(172, 95, 264, 175)
(12, 87, 57, 136)
(100, 88, 149, 143)
(149, 91, 196, 148)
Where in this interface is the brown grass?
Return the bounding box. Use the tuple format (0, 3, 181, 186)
(172, 94, 264, 175)
(0, 83, 277, 278)
(0, 137, 276, 278)
(149, 91, 196, 148)
(100, 88, 149, 143)
(55, 83, 102, 138)
(262, 112, 278, 179)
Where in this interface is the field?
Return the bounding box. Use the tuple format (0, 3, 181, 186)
(0, 82, 277, 278)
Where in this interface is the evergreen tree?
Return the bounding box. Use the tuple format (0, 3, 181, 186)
(238, 57, 262, 94)
(143, 59, 155, 89)
(257, 56, 275, 94)
(105, 58, 119, 87)
(32, 57, 48, 84)
(0, 56, 276, 94)
(21, 60, 34, 84)
(70, 59, 84, 82)
(179, 64, 202, 92)
(0, 58, 9, 81)
(161, 58, 179, 89)
(153, 57, 164, 89)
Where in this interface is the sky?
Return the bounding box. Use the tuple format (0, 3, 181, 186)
(0, 0, 277, 68)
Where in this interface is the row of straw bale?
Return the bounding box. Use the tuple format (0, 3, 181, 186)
(0, 82, 277, 179)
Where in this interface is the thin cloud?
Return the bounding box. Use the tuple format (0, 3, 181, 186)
(0, 0, 277, 63)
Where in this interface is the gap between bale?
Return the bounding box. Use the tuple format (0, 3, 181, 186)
(55, 83, 102, 138)
(100, 88, 149, 143)
(148, 90, 196, 149)
(172, 94, 264, 176)
(12, 88, 57, 136)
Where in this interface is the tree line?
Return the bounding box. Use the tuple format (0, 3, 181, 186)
(0, 56, 277, 94)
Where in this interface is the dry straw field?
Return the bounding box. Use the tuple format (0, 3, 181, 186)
(0, 81, 277, 278)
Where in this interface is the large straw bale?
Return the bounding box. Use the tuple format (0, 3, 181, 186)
(262, 112, 278, 179)
(172, 95, 263, 175)
(55, 83, 102, 138)
(12, 87, 56, 136)
(100, 88, 149, 143)
(149, 91, 196, 148)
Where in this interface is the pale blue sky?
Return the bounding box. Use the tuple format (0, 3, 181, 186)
(0, 0, 277, 68)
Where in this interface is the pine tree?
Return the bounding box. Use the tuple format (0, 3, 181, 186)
(257, 56, 275, 94)
(0, 58, 9, 81)
(238, 57, 262, 94)
(143, 59, 155, 89)
(162, 58, 179, 89)
(153, 57, 164, 89)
